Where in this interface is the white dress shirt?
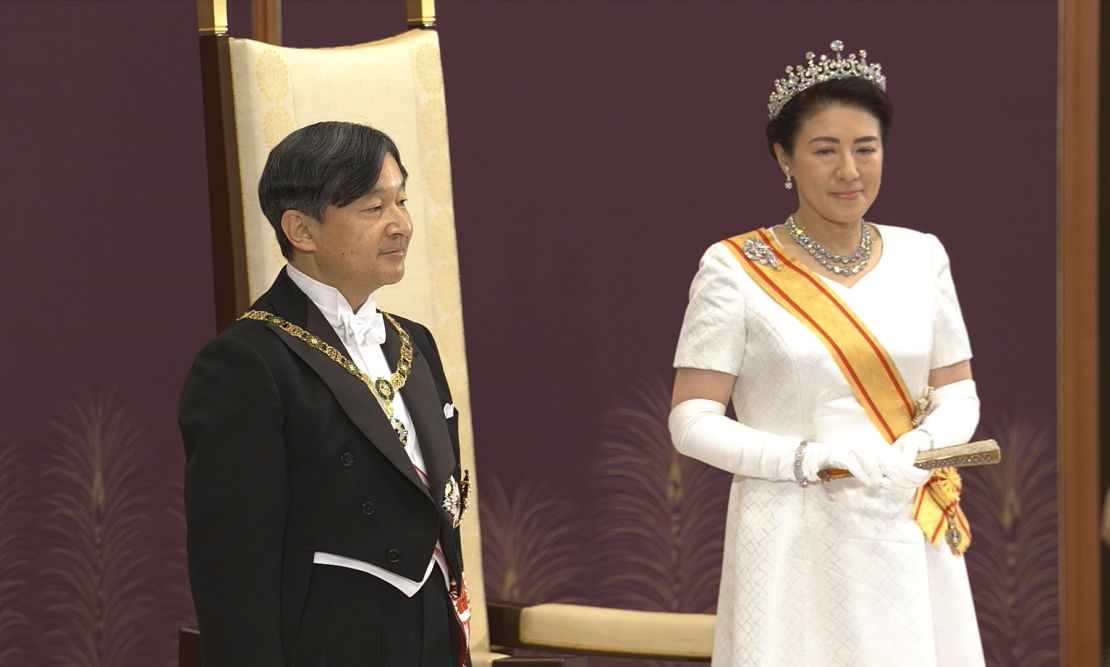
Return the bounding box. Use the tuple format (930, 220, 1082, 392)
(286, 264, 448, 597)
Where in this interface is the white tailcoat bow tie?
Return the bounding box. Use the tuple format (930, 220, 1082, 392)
(336, 310, 387, 347)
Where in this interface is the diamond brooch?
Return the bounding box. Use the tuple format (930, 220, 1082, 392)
(742, 238, 781, 271)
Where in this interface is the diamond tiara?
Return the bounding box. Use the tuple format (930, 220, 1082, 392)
(767, 39, 886, 120)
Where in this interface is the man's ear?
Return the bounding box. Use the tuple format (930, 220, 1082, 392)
(280, 210, 316, 253)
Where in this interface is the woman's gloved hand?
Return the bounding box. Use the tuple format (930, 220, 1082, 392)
(892, 429, 933, 461)
(805, 440, 930, 489)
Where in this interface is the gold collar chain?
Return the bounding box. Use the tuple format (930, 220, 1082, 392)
(239, 310, 415, 446)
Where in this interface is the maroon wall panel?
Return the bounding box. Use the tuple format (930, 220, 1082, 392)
(0, 2, 215, 665)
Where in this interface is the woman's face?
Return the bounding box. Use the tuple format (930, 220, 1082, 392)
(777, 103, 883, 228)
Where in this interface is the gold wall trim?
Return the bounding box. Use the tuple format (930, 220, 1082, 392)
(196, 0, 228, 36)
(1058, 0, 1100, 663)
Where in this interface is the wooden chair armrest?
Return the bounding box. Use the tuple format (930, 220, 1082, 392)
(487, 602, 713, 662)
(487, 659, 588, 666)
(182, 627, 590, 667)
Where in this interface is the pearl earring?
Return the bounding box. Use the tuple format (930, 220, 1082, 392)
(784, 170, 793, 190)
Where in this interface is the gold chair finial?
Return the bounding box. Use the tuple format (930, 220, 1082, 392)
(406, 0, 436, 29)
(196, 0, 228, 36)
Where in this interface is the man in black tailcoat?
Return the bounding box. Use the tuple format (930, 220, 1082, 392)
(180, 121, 469, 667)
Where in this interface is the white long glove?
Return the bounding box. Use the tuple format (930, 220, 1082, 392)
(669, 399, 927, 488)
(892, 379, 980, 457)
(668, 399, 799, 481)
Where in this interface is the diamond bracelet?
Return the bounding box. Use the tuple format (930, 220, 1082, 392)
(793, 440, 809, 487)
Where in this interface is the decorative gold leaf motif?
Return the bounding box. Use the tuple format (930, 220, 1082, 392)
(414, 42, 443, 92)
(40, 390, 158, 666)
(479, 476, 586, 603)
(592, 374, 729, 614)
(255, 50, 289, 103)
(262, 107, 295, 151)
(962, 413, 1059, 666)
(0, 429, 32, 666)
(420, 119, 453, 206)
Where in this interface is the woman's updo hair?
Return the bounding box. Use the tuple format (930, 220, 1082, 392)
(766, 77, 893, 158)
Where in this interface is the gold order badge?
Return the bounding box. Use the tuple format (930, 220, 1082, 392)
(239, 310, 415, 446)
(441, 471, 472, 528)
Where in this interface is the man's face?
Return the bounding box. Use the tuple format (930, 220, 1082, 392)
(305, 154, 412, 309)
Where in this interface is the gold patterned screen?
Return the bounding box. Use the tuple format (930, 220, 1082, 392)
(226, 32, 491, 653)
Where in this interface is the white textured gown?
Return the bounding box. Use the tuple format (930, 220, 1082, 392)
(674, 225, 985, 666)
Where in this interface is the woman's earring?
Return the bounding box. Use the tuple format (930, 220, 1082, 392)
(783, 168, 793, 190)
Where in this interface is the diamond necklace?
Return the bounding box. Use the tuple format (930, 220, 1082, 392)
(785, 215, 873, 276)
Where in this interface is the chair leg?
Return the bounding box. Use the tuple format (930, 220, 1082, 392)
(179, 627, 200, 667)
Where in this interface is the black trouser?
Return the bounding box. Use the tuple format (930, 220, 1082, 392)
(294, 564, 457, 666)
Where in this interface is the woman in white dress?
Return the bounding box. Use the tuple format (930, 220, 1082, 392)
(668, 41, 986, 666)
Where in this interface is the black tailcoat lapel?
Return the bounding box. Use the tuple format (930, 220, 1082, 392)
(382, 321, 458, 498)
(384, 320, 459, 548)
(257, 269, 430, 499)
(384, 318, 464, 581)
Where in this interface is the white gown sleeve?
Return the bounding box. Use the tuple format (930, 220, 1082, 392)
(673, 243, 747, 375)
(928, 233, 973, 369)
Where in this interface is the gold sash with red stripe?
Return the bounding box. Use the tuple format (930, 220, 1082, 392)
(721, 228, 971, 555)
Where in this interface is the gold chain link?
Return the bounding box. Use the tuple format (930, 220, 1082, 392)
(239, 309, 415, 444)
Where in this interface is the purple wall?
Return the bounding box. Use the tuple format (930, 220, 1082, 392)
(0, 2, 214, 665)
(0, 1, 1058, 665)
(439, 0, 1057, 496)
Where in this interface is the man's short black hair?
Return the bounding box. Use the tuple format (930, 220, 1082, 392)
(258, 121, 408, 258)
